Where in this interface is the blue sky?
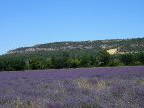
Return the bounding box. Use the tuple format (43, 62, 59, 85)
(0, 0, 144, 54)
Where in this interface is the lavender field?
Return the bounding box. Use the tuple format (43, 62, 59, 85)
(0, 66, 144, 108)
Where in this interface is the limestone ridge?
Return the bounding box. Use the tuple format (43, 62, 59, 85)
(8, 38, 144, 54)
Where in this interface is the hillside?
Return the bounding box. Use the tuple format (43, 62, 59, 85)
(7, 37, 144, 55)
(1, 37, 144, 71)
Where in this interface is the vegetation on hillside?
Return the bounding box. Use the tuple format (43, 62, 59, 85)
(1, 37, 144, 71)
(8, 38, 144, 54)
(0, 49, 144, 71)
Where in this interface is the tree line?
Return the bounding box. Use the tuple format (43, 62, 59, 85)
(0, 50, 144, 71)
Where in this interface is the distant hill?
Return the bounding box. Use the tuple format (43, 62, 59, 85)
(8, 37, 144, 55)
(1, 37, 144, 71)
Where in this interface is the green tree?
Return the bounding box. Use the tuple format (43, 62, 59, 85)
(119, 53, 134, 65)
(29, 57, 47, 70)
(51, 56, 65, 69)
(0, 60, 5, 71)
(67, 58, 80, 68)
(97, 50, 111, 66)
(7, 58, 26, 71)
(137, 52, 144, 64)
(80, 54, 93, 67)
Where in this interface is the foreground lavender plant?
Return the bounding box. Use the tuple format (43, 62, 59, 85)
(0, 66, 144, 108)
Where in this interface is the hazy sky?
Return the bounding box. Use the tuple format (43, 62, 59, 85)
(0, 0, 144, 54)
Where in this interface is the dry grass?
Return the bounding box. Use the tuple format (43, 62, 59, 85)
(107, 48, 118, 55)
(136, 79, 144, 85)
(74, 78, 108, 91)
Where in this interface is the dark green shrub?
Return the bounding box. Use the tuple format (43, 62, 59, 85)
(119, 53, 134, 65)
